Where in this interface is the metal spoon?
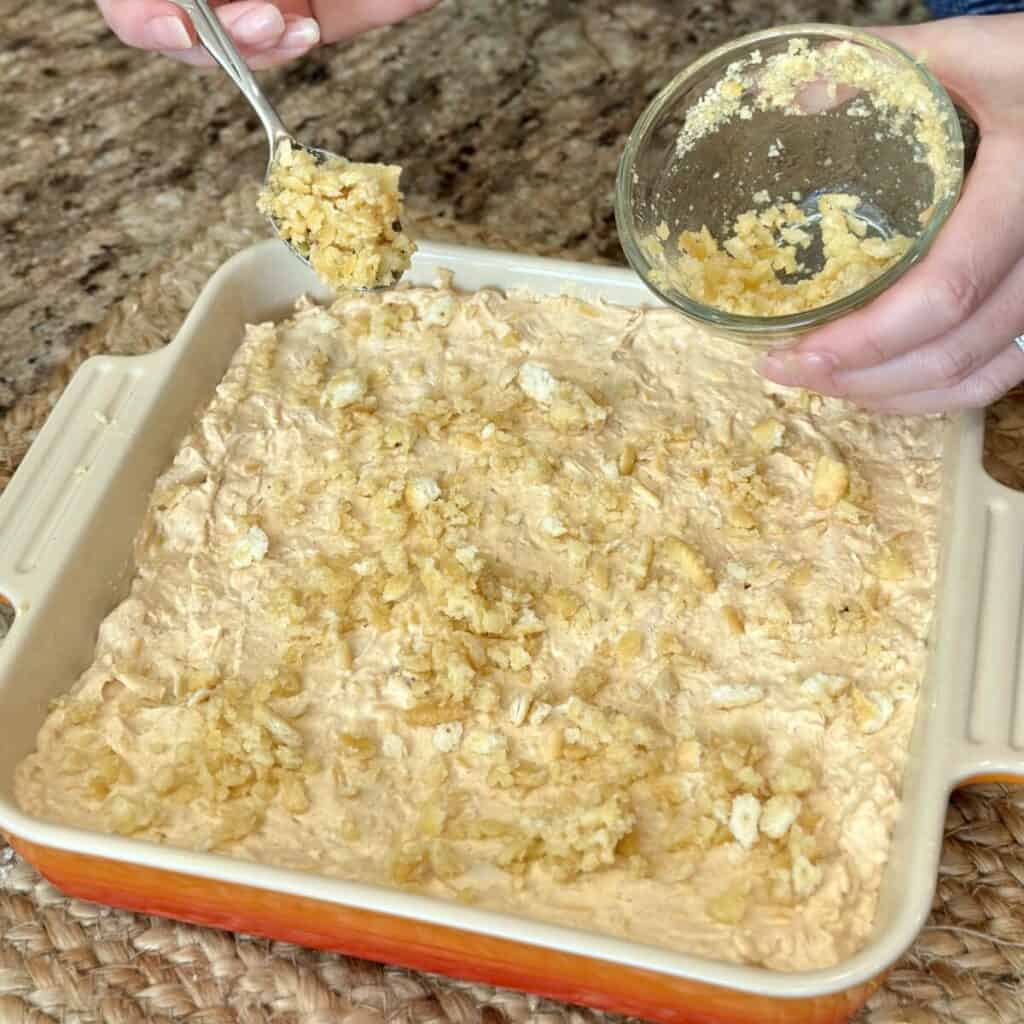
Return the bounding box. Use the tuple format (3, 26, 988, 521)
(167, 0, 385, 279)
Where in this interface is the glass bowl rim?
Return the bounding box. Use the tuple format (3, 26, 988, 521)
(614, 22, 965, 335)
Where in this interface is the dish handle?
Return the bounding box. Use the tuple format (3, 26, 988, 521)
(0, 353, 163, 620)
(944, 426, 1024, 786)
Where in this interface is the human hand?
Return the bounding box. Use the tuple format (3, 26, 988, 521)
(758, 14, 1024, 414)
(95, 0, 438, 68)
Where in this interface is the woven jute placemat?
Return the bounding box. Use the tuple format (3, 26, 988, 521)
(3, 188, 1024, 1024)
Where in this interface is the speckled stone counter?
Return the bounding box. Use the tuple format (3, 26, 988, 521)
(1, 0, 931, 422)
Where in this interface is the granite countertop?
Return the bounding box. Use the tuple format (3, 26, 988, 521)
(1, 0, 931, 427)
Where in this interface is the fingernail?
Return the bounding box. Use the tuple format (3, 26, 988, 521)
(145, 15, 192, 50)
(232, 6, 286, 45)
(757, 351, 838, 385)
(279, 17, 320, 49)
(800, 351, 839, 373)
(757, 353, 797, 383)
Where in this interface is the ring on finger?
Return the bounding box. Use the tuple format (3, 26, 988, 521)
(1014, 334, 1024, 356)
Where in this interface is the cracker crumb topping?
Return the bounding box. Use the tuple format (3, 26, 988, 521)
(258, 139, 415, 291)
(15, 280, 942, 973)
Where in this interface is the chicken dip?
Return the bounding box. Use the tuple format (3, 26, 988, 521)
(16, 279, 943, 971)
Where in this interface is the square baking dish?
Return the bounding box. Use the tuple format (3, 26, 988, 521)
(2, 240, 1024, 1024)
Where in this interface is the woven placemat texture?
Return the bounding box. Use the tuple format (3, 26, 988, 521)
(4, 188, 1024, 1024)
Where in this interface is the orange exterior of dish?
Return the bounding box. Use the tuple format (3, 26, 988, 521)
(9, 835, 881, 1024)
(959, 774, 1024, 785)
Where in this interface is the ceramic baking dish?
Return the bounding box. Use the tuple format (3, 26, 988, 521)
(2, 239, 1024, 1024)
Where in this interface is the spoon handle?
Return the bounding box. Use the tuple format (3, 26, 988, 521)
(167, 0, 289, 148)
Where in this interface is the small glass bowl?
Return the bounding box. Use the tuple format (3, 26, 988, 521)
(614, 24, 964, 348)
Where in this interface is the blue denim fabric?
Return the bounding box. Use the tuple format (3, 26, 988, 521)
(928, 0, 1022, 15)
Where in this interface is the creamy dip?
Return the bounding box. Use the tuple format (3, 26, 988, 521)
(16, 280, 943, 971)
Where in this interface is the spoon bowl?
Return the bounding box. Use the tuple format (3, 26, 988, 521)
(169, 0, 409, 289)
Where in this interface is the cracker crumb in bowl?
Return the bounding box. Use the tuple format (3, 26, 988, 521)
(616, 24, 964, 346)
(653, 193, 913, 318)
(258, 139, 416, 291)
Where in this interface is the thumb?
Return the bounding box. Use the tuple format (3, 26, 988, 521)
(96, 0, 302, 54)
(96, 0, 196, 49)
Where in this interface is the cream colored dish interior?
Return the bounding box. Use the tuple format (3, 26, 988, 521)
(1, 241, 1023, 1001)
(14, 274, 943, 973)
